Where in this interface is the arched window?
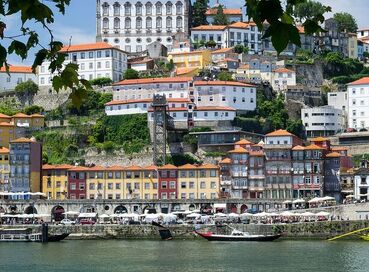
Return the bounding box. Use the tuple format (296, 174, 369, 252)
(166, 2, 172, 15)
(146, 17, 152, 29)
(156, 2, 162, 15)
(166, 16, 172, 28)
(124, 2, 131, 16)
(136, 17, 142, 29)
(113, 2, 120, 16)
(114, 17, 120, 29)
(136, 2, 143, 15)
(102, 2, 109, 16)
(146, 2, 152, 15)
(156, 17, 162, 28)
(103, 17, 109, 29)
(176, 16, 182, 28)
(125, 17, 131, 29)
(175, 1, 183, 15)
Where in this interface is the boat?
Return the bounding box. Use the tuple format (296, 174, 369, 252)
(47, 233, 70, 242)
(152, 221, 173, 240)
(0, 227, 69, 242)
(195, 229, 281, 242)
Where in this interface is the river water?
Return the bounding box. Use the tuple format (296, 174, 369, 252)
(0, 240, 368, 272)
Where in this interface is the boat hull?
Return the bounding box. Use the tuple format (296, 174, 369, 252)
(195, 232, 281, 242)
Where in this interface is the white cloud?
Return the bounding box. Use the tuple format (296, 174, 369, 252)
(52, 24, 96, 45)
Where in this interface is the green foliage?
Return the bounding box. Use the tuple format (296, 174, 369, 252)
(293, 1, 325, 21)
(0, 98, 21, 116)
(166, 154, 201, 166)
(204, 152, 227, 157)
(331, 74, 369, 84)
(353, 154, 369, 167)
(124, 68, 139, 79)
(24, 105, 44, 115)
(245, 0, 330, 54)
(295, 48, 314, 63)
(322, 52, 364, 79)
(14, 80, 39, 97)
(218, 71, 234, 81)
(205, 40, 216, 48)
(66, 89, 112, 116)
(89, 77, 113, 87)
(166, 59, 175, 71)
(286, 119, 304, 139)
(91, 114, 150, 154)
(45, 107, 64, 121)
(333, 12, 358, 33)
(192, 0, 209, 27)
(234, 45, 249, 54)
(213, 5, 229, 25)
(232, 116, 263, 133)
(364, 52, 369, 58)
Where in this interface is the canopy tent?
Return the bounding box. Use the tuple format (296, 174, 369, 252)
(282, 200, 292, 204)
(301, 212, 316, 217)
(308, 197, 322, 203)
(316, 211, 330, 217)
(78, 213, 97, 218)
(214, 212, 227, 218)
(98, 214, 110, 218)
(0, 192, 45, 196)
(268, 212, 280, 217)
(240, 212, 253, 217)
(227, 213, 240, 218)
(214, 204, 226, 209)
(292, 199, 305, 204)
(186, 213, 201, 218)
(345, 195, 354, 198)
(280, 211, 295, 217)
(62, 211, 80, 215)
(321, 196, 335, 201)
(253, 212, 269, 217)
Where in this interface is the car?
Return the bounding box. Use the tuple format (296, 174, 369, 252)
(60, 219, 75, 225)
(79, 219, 96, 225)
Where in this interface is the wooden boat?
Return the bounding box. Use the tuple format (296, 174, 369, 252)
(47, 233, 70, 242)
(0, 228, 69, 242)
(195, 229, 281, 242)
(152, 221, 173, 240)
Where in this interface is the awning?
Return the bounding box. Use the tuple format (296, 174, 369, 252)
(78, 213, 97, 218)
(214, 203, 226, 209)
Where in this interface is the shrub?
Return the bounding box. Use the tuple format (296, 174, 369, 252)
(89, 77, 113, 86)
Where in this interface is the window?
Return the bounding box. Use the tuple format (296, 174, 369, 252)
(115, 183, 121, 189)
(125, 17, 131, 29)
(146, 17, 152, 29)
(136, 2, 142, 15)
(176, 2, 183, 14)
(103, 18, 109, 29)
(200, 181, 206, 189)
(156, 16, 162, 28)
(124, 2, 131, 15)
(113, 3, 120, 15)
(156, 2, 162, 14)
(166, 2, 172, 14)
(176, 16, 182, 28)
(136, 17, 142, 29)
(170, 181, 176, 189)
(189, 182, 195, 189)
(146, 2, 152, 15)
(161, 181, 167, 189)
(105, 61, 110, 68)
(166, 17, 172, 28)
(114, 17, 120, 29)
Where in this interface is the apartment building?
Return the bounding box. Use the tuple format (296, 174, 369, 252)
(67, 166, 88, 199)
(0, 147, 10, 194)
(42, 164, 71, 200)
(167, 50, 212, 70)
(0, 66, 37, 92)
(38, 42, 128, 86)
(271, 68, 296, 92)
(347, 77, 369, 129)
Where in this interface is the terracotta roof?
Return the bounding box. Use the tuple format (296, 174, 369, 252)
(305, 144, 325, 150)
(130, 58, 153, 64)
(229, 22, 252, 29)
(68, 166, 90, 172)
(292, 145, 305, 151)
(235, 139, 253, 145)
(198, 163, 218, 169)
(265, 129, 293, 137)
(148, 107, 189, 112)
(228, 147, 248, 153)
(194, 80, 254, 87)
(273, 67, 295, 73)
(0, 65, 33, 74)
(159, 164, 177, 169)
(30, 114, 44, 118)
(0, 147, 9, 154)
(124, 166, 143, 171)
(106, 98, 190, 106)
(0, 113, 11, 119)
(107, 165, 126, 171)
(12, 113, 29, 118)
(113, 77, 193, 86)
(169, 50, 209, 56)
(178, 164, 198, 169)
(87, 165, 107, 171)
(195, 106, 236, 111)
(211, 47, 234, 54)
(311, 137, 329, 142)
(43, 164, 73, 170)
(219, 158, 231, 164)
(10, 137, 35, 143)
(249, 151, 264, 157)
(222, 58, 239, 62)
(331, 147, 348, 151)
(348, 77, 369, 86)
(191, 25, 227, 31)
(60, 42, 118, 53)
(142, 165, 158, 171)
(205, 8, 242, 15)
(238, 64, 250, 69)
(325, 152, 341, 158)
(176, 67, 199, 75)
(0, 122, 13, 127)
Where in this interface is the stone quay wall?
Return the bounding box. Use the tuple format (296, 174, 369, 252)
(15, 220, 369, 240)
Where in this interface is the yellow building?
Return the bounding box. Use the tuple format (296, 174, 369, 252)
(105, 165, 125, 200)
(168, 50, 211, 70)
(0, 147, 10, 194)
(123, 166, 143, 199)
(86, 166, 107, 200)
(177, 164, 220, 200)
(0, 113, 11, 123)
(42, 164, 71, 200)
(12, 113, 44, 129)
(0, 122, 16, 147)
(142, 165, 159, 200)
(30, 114, 45, 128)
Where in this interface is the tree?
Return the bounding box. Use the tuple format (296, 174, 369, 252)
(24, 105, 44, 115)
(213, 5, 229, 25)
(246, 0, 331, 54)
(293, 1, 325, 21)
(89, 77, 113, 87)
(333, 12, 358, 33)
(124, 69, 139, 80)
(205, 40, 216, 48)
(192, 0, 209, 27)
(0, 1, 91, 107)
(234, 45, 249, 54)
(15, 80, 39, 104)
(218, 71, 234, 81)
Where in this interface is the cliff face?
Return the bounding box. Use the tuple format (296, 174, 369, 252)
(295, 61, 324, 87)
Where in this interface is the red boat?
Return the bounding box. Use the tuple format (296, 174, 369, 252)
(195, 229, 281, 242)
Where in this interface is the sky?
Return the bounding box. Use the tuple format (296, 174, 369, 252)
(3, 0, 369, 65)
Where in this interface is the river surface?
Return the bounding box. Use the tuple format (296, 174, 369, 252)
(0, 239, 368, 272)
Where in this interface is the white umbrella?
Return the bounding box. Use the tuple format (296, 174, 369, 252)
(227, 213, 240, 218)
(63, 211, 80, 215)
(186, 213, 201, 218)
(240, 212, 253, 217)
(316, 211, 330, 217)
(345, 195, 354, 198)
(301, 212, 316, 217)
(268, 212, 280, 217)
(191, 209, 201, 213)
(282, 200, 292, 204)
(280, 211, 295, 217)
(182, 210, 193, 215)
(145, 214, 160, 219)
(17, 214, 31, 218)
(253, 212, 269, 217)
(214, 212, 227, 217)
(35, 214, 50, 218)
(293, 199, 305, 204)
(308, 197, 322, 203)
(99, 214, 110, 218)
(78, 213, 97, 218)
(321, 196, 335, 201)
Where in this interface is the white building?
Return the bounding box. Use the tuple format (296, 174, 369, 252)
(328, 91, 348, 113)
(0, 66, 37, 91)
(191, 22, 261, 53)
(357, 29, 369, 39)
(301, 106, 344, 137)
(271, 68, 296, 91)
(193, 81, 256, 112)
(347, 77, 369, 129)
(38, 42, 128, 86)
(205, 8, 242, 24)
(96, 0, 191, 53)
